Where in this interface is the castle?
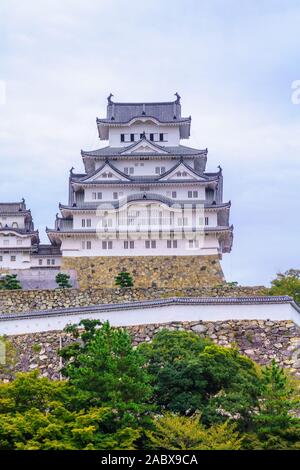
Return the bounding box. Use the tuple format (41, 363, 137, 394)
(0, 95, 233, 287)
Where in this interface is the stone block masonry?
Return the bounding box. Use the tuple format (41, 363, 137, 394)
(61, 255, 224, 289)
(2, 320, 300, 381)
(0, 285, 266, 315)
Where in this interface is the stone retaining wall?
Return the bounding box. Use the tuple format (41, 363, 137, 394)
(61, 255, 225, 289)
(2, 319, 300, 381)
(0, 285, 266, 314)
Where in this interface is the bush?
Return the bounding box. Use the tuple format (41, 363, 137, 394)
(114, 271, 134, 288)
(55, 273, 72, 289)
(0, 274, 22, 290)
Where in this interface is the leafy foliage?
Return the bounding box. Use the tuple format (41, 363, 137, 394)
(139, 329, 261, 428)
(55, 273, 72, 289)
(60, 320, 152, 412)
(114, 271, 134, 288)
(269, 269, 300, 304)
(0, 372, 140, 450)
(146, 413, 242, 450)
(0, 274, 22, 290)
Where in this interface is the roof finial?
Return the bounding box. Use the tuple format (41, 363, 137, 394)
(21, 197, 25, 203)
(70, 166, 74, 175)
(107, 93, 114, 104)
(218, 165, 222, 173)
(141, 131, 146, 139)
(174, 92, 181, 104)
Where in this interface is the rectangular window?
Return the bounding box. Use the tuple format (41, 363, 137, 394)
(81, 219, 86, 228)
(167, 240, 177, 248)
(121, 134, 125, 142)
(145, 240, 150, 249)
(92, 192, 96, 200)
(17, 239, 22, 245)
(188, 191, 192, 198)
(193, 191, 198, 198)
(87, 241, 92, 249)
(113, 192, 118, 200)
(167, 240, 171, 248)
(51, 259, 55, 265)
(189, 240, 194, 249)
(4, 240, 9, 246)
(124, 167, 129, 174)
(155, 167, 160, 174)
(47, 259, 51, 265)
(130, 133, 135, 142)
(86, 219, 91, 227)
(172, 191, 177, 198)
(124, 241, 129, 249)
(151, 240, 156, 248)
(81, 241, 85, 249)
(11, 255, 16, 262)
(38, 259, 43, 266)
(129, 167, 134, 175)
(150, 133, 154, 141)
(161, 167, 166, 174)
(205, 217, 209, 226)
(102, 241, 107, 249)
(97, 192, 102, 199)
(0, 256, 2, 262)
(159, 133, 164, 141)
(130, 241, 134, 249)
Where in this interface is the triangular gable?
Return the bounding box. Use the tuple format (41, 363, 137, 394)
(79, 161, 131, 183)
(120, 139, 169, 155)
(158, 161, 207, 182)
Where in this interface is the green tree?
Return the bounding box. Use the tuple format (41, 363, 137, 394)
(115, 271, 134, 288)
(0, 274, 22, 290)
(59, 320, 152, 413)
(0, 336, 17, 379)
(269, 269, 300, 304)
(250, 361, 300, 449)
(139, 329, 262, 428)
(55, 273, 72, 289)
(146, 413, 242, 450)
(0, 372, 140, 450)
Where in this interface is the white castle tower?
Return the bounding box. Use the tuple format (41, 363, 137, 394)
(47, 94, 233, 287)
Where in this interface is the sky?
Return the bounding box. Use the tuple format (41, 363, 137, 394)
(0, 0, 299, 286)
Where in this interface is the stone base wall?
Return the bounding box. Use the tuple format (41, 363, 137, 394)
(0, 286, 266, 315)
(61, 255, 224, 289)
(2, 320, 300, 381)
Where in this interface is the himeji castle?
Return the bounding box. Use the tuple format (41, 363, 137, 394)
(0, 94, 233, 287)
(45, 94, 233, 287)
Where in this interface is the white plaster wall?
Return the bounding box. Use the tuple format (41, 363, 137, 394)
(109, 123, 180, 147)
(83, 186, 206, 203)
(0, 233, 32, 248)
(30, 256, 62, 268)
(0, 251, 31, 270)
(0, 214, 26, 228)
(60, 234, 219, 257)
(1, 302, 299, 335)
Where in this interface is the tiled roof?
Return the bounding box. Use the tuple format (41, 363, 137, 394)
(33, 244, 62, 256)
(81, 144, 207, 158)
(0, 201, 29, 214)
(104, 99, 186, 123)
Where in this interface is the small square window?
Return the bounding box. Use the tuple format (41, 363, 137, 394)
(0, 256, 3, 262)
(130, 241, 134, 249)
(86, 219, 91, 227)
(82, 219, 86, 228)
(124, 168, 129, 174)
(102, 241, 107, 249)
(151, 240, 156, 248)
(51, 259, 55, 265)
(92, 192, 97, 200)
(155, 167, 160, 174)
(167, 240, 171, 248)
(150, 133, 154, 141)
(172, 191, 177, 198)
(87, 241, 92, 249)
(108, 241, 113, 249)
(38, 259, 43, 266)
(129, 167, 134, 175)
(159, 133, 164, 141)
(145, 240, 150, 249)
(11, 255, 16, 262)
(47, 258, 51, 265)
(97, 192, 102, 199)
(188, 191, 192, 198)
(113, 192, 118, 200)
(193, 191, 198, 198)
(124, 241, 129, 249)
(161, 167, 166, 174)
(121, 134, 125, 142)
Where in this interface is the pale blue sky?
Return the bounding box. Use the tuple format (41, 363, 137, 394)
(0, 0, 299, 285)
